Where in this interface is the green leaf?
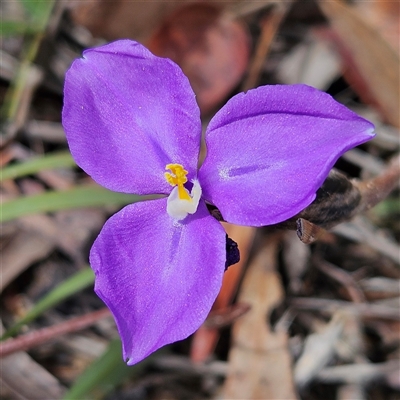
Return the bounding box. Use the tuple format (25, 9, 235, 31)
(1, 185, 148, 222)
(1, 151, 75, 180)
(1, 268, 95, 340)
(63, 339, 162, 400)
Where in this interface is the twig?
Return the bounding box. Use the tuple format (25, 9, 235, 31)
(241, 2, 292, 91)
(290, 297, 400, 320)
(316, 360, 399, 384)
(154, 354, 228, 376)
(204, 303, 251, 329)
(354, 153, 400, 213)
(314, 259, 366, 303)
(332, 216, 400, 265)
(0, 308, 111, 358)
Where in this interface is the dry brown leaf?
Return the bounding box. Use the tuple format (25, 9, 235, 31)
(190, 224, 255, 363)
(282, 230, 311, 293)
(0, 324, 65, 399)
(294, 311, 347, 387)
(222, 235, 298, 400)
(318, 0, 400, 128)
(70, 0, 240, 42)
(0, 217, 57, 292)
(70, 0, 189, 42)
(354, 0, 399, 55)
(148, 3, 250, 114)
(54, 209, 106, 263)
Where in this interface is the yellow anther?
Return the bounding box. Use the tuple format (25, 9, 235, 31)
(164, 164, 188, 186)
(164, 164, 191, 201)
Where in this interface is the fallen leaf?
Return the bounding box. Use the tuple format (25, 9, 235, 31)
(222, 235, 298, 399)
(190, 224, 255, 363)
(318, 0, 400, 127)
(148, 3, 250, 114)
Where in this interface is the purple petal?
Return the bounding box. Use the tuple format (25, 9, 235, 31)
(62, 40, 201, 194)
(90, 198, 226, 365)
(198, 84, 375, 226)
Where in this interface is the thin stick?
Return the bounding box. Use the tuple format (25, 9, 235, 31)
(355, 153, 400, 212)
(290, 297, 400, 320)
(242, 2, 292, 91)
(314, 259, 366, 303)
(0, 308, 111, 358)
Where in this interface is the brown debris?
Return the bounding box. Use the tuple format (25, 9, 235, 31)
(147, 3, 250, 115)
(222, 235, 298, 399)
(0, 324, 66, 399)
(241, 1, 292, 91)
(0, 308, 111, 358)
(318, 0, 400, 127)
(1, 1, 400, 399)
(190, 224, 256, 363)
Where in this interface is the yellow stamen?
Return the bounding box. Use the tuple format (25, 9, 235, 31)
(164, 164, 191, 201)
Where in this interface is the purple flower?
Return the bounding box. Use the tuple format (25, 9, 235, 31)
(62, 40, 374, 365)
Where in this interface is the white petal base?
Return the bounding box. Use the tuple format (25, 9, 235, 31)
(167, 179, 202, 220)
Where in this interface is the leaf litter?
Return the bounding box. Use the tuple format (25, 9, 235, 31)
(1, 1, 399, 399)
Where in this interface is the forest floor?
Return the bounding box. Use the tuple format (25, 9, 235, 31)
(1, 1, 399, 399)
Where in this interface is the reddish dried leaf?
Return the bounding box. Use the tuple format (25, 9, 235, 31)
(147, 3, 250, 114)
(190, 224, 255, 363)
(318, 0, 400, 127)
(222, 236, 298, 399)
(354, 0, 399, 55)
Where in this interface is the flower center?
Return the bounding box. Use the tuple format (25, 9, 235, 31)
(164, 163, 202, 220)
(164, 164, 191, 201)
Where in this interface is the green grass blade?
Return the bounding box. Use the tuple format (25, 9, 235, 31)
(1, 151, 75, 180)
(63, 339, 164, 400)
(1, 185, 146, 222)
(1, 20, 43, 36)
(63, 339, 126, 400)
(1, 1, 55, 37)
(1, 0, 55, 121)
(1, 268, 95, 340)
(20, 0, 55, 29)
